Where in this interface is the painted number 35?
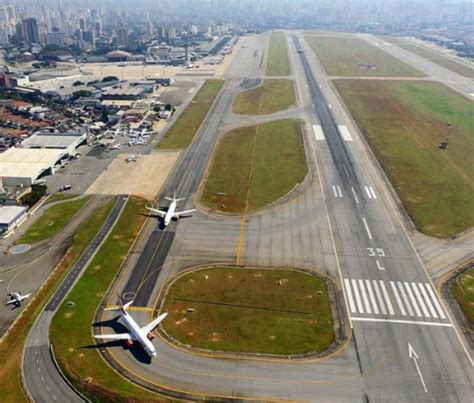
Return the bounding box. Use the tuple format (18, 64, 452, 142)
(367, 247, 385, 257)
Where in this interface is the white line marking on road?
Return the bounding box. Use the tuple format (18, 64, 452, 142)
(390, 281, 406, 316)
(425, 283, 446, 319)
(328, 103, 332, 109)
(338, 125, 353, 141)
(365, 280, 379, 314)
(351, 317, 453, 327)
(412, 283, 430, 318)
(372, 280, 387, 315)
(397, 281, 414, 317)
(312, 103, 315, 108)
(351, 187, 359, 204)
(408, 343, 428, 393)
(359, 279, 372, 314)
(470, 93, 474, 98)
(362, 217, 372, 239)
(187, 88, 194, 93)
(312, 125, 325, 140)
(404, 282, 422, 317)
(332, 185, 338, 198)
(344, 279, 357, 313)
(418, 283, 438, 318)
(337, 185, 343, 198)
(53, 396, 57, 401)
(351, 279, 364, 313)
(369, 187, 377, 199)
(41, 376, 44, 382)
(380, 280, 395, 315)
(46, 386, 50, 392)
(365, 186, 372, 199)
(376, 260, 385, 271)
(342, 163, 349, 178)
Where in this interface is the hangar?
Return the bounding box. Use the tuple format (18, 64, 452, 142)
(21, 131, 87, 155)
(0, 148, 67, 187)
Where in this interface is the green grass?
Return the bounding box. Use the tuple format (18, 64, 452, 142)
(158, 79, 224, 149)
(162, 267, 335, 355)
(0, 198, 114, 403)
(383, 37, 474, 78)
(233, 79, 296, 115)
(304, 34, 424, 77)
(44, 193, 79, 205)
(333, 79, 474, 238)
(17, 196, 91, 244)
(266, 34, 291, 76)
(50, 197, 165, 402)
(201, 119, 307, 213)
(451, 268, 474, 324)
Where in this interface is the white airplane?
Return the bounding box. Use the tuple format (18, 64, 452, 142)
(146, 192, 196, 226)
(109, 144, 121, 150)
(125, 154, 138, 162)
(94, 296, 167, 358)
(6, 291, 31, 306)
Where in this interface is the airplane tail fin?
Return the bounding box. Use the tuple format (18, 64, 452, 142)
(104, 293, 133, 312)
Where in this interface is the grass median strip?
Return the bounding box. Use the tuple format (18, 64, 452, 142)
(50, 196, 164, 402)
(17, 196, 90, 244)
(44, 192, 79, 205)
(333, 79, 474, 238)
(451, 268, 474, 324)
(162, 267, 335, 355)
(267, 33, 290, 76)
(233, 79, 295, 115)
(304, 34, 424, 77)
(0, 198, 114, 403)
(157, 79, 224, 149)
(201, 119, 307, 213)
(382, 37, 474, 78)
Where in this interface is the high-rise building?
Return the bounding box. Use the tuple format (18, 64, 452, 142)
(117, 28, 128, 46)
(45, 31, 64, 46)
(83, 30, 95, 47)
(22, 18, 39, 44)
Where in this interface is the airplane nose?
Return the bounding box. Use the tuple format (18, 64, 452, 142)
(151, 351, 157, 357)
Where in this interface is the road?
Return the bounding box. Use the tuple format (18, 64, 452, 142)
(23, 195, 128, 403)
(97, 31, 473, 401)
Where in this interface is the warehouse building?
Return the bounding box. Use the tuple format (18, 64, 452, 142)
(0, 205, 28, 235)
(21, 131, 87, 155)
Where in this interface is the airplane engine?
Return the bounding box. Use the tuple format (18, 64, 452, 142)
(125, 339, 134, 348)
(147, 332, 155, 340)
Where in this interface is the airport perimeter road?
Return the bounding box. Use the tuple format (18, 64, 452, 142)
(291, 33, 473, 400)
(367, 35, 474, 99)
(23, 195, 128, 403)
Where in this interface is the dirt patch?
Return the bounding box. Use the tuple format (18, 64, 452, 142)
(85, 151, 180, 199)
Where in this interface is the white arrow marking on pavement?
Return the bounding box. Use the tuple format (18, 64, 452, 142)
(408, 343, 428, 393)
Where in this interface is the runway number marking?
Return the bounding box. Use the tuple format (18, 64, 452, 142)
(376, 260, 385, 271)
(367, 247, 385, 257)
(338, 125, 353, 142)
(312, 124, 325, 141)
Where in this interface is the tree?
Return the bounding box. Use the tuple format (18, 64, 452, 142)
(102, 76, 119, 82)
(72, 81, 84, 87)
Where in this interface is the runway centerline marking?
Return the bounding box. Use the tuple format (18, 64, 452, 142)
(362, 217, 372, 239)
(351, 187, 359, 204)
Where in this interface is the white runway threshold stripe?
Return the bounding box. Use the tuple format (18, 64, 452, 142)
(343, 278, 448, 322)
(312, 125, 325, 141)
(337, 125, 353, 142)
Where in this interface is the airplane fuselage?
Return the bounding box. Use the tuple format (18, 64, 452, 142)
(122, 309, 156, 357)
(164, 201, 177, 226)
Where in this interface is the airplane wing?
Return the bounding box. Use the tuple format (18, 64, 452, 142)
(94, 332, 133, 341)
(146, 206, 166, 218)
(5, 300, 18, 306)
(141, 313, 168, 334)
(175, 209, 197, 217)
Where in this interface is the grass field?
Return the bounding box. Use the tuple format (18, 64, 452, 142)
(333, 79, 474, 238)
(232, 79, 295, 115)
(201, 119, 307, 213)
(383, 37, 474, 78)
(162, 267, 335, 355)
(44, 193, 79, 205)
(17, 196, 90, 244)
(451, 268, 474, 324)
(0, 199, 114, 403)
(266, 34, 291, 76)
(304, 34, 424, 77)
(50, 197, 164, 402)
(158, 79, 224, 149)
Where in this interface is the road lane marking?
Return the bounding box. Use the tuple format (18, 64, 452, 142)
(351, 187, 359, 204)
(412, 283, 430, 318)
(380, 280, 395, 315)
(403, 282, 422, 317)
(344, 279, 356, 313)
(338, 125, 353, 142)
(419, 283, 438, 318)
(313, 125, 326, 141)
(365, 280, 379, 314)
(365, 186, 377, 199)
(188, 88, 194, 93)
(358, 279, 372, 314)
(372, 280, 387, 315)
(425, 283, 446, 319)
(362, 217, 372, 239)
(351, 279, 364, 313)
(332, 185, 338, 197)
(342, 163, 349, 177)
(397, 281, 414, 317)
(328, 103, 332, 109)
(332, 185, 343, 198)
(351, 317, 453, 327)
(390, 281, 406, 316)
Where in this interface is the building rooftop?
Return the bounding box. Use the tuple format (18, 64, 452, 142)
(0, 205, 28, 225)
(21, 131, 86, 149)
